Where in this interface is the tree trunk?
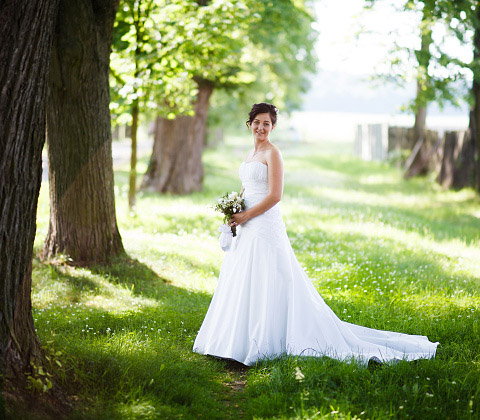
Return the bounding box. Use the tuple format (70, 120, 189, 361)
(438, 131, 463, 188)
(413, 102, 427, 146)
(404, 129, 440, 179)
(472, 4, 480, 192)
(410, 8, 433, 152)
(0, 0, 58, 411)
(129, 102, 139, 209)
(440, 117, 476, 190)
(43, 0, 124, 264)
(452, 130, 475, 190)
(141, 81, 214, 194)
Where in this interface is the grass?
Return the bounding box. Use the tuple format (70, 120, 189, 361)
(26, 135, 480, 419)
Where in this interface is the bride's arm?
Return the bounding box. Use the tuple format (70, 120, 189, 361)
(230, 149, 283, 226)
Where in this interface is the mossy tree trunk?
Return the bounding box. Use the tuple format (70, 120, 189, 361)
(43, 0, 124, 264)
(0, 0, 59, 409)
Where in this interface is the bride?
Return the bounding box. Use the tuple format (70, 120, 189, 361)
(193, 102, 438, 366)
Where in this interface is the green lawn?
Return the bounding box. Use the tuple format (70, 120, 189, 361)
(27, 136, 480, 419)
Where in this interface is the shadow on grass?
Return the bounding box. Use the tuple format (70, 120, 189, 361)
(32, 255, 237, 420)
(88, 256, 214, 310)
(47, 264, 102, 302)
(29, 147, 480, 419)
(38, 307, 232, 420)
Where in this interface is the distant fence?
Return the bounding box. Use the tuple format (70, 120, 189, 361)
(353, 123, 475, 190)
(354, 124, 438, 162)
(353, 124, 389, 161)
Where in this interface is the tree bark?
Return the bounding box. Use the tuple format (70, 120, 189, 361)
(0, 0, 58, 411)
(452, 130, 475, 190)
(472, 4, 480, 192)
(404, 129, 440, 179)
(438, 131, 463, 188)
(141, 81, 214, 194)
(413, 102, 427, 146)
(43, 0, 124, 264)
(129, 102, 139, 209)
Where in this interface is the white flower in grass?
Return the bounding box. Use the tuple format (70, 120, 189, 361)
(294, 367, 305, 382)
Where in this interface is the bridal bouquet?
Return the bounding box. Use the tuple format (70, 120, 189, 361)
(214, 191, 245, 238)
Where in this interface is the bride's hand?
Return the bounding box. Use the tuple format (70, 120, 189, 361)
(229, 211, 250, 226)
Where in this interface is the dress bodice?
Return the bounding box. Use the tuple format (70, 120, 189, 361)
(238, 161, 284, 240)
(238, 161, 269, 208)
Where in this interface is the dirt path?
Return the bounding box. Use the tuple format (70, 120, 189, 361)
(221, 360, 249, 419)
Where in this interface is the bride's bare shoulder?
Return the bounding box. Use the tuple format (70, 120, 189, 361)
(266, 144, 282, 160)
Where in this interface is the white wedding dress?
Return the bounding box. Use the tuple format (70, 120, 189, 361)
(193, 161, 439, 366)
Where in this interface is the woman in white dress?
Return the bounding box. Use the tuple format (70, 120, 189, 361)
(193, 103, 438, 366)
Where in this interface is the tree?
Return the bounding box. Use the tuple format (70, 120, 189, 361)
(138, 0, 253, 193)
(110, 0, 254, 194)
(0, 0, 59, 411)
(468, 1, 480, 190)
(43, 0, 125, 264)
(412, 2, 434, 147)
(140, 0, 317, 194)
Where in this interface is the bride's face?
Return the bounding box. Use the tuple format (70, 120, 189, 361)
(251, 113, 274, 141)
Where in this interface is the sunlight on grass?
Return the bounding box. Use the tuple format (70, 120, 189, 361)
(29, 137, 480, 419)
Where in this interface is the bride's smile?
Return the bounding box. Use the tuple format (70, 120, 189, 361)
(251, 112, 274, 143)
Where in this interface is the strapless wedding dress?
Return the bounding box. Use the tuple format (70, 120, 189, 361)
(193, 161, 438, 366)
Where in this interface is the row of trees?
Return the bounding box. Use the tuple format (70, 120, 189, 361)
(365, 0, 480, 189)
(0, 0, 317, 413)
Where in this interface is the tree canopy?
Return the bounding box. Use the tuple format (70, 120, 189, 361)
(110, 0, 318, 125)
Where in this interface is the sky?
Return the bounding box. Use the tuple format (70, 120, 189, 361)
(313, 0, 416, 76)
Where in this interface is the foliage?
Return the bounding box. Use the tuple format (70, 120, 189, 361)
(27, 137, 480, 419)
(247, 0, 318, 110)
(110, 0, 255, 125)
(110, 0, 318, 127)
(208, 0, 318, 128)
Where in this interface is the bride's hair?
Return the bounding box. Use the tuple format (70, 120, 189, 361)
(246, 103, 278, 128)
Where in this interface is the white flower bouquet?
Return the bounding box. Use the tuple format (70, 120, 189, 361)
(214, 191, 245, 237)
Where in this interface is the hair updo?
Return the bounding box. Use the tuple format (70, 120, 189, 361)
(246, 102, 278, 128)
